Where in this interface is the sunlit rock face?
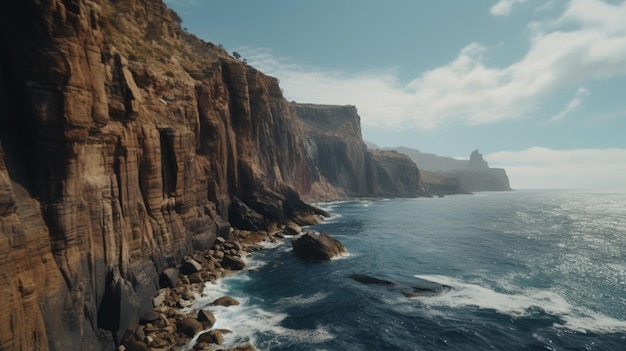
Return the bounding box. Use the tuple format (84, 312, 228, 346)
(0, 1, 426, 349)
(293, 103, 428, 199)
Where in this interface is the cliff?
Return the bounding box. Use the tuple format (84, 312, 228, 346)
(293, 103, 428, 199)
(382, 147, 512, 193)
(456, 150, 511, 192)
(0, 1, 423, 350)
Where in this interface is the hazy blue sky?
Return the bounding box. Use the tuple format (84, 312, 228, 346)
(164, 0, 626, 190)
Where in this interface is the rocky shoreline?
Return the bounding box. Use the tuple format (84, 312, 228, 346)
(118, 215, 322, 351)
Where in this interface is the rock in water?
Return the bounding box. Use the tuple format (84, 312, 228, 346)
(211, 296, 240, 307)
(291, 231, 347, 260)
(197, 309, 216, 328)
(351, 274, 452, 298)
(196, 329, 224, 345)
(177, 318, 203, 338)
(221, 255, 246, 270)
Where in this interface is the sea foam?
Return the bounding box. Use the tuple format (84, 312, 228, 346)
(415, 274, 626, 334)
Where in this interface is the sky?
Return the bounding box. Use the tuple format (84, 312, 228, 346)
(163, 0, 626, 190)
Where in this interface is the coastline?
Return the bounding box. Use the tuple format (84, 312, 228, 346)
(121, 217, 323, 351)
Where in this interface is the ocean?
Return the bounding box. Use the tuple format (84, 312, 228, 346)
(188, 191, 626, 350)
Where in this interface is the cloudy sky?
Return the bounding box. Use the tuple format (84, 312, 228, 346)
(164, 0, 626, 190)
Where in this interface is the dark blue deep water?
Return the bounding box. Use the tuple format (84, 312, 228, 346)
(189, 191, 626, 350)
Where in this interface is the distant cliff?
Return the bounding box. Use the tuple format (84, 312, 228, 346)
(380, 147, 512, 193)
(293, 103, 428, 199)
(0, 1, 424, 350)
(458, 150, 511, 192)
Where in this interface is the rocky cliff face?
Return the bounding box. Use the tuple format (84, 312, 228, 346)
(0, 1, 323, 350)
(458, 150, 511, 192)
(293, 103, 428, 199)
(0, 1, 424, 350)
(384, 147, 512, 193)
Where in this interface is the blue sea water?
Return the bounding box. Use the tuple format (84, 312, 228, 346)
(190, 191, 626, 350)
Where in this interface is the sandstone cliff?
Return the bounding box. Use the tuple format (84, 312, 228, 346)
(0, 1, 424, 350)
(0, 1, 321, 349)
(293, 103, 428, 199)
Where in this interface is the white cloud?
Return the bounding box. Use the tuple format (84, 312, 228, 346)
(490, 0, 528, 16)
(244, 0, 626, 131)
(486, 147, 626, 190)
(549, 86, 589, 122)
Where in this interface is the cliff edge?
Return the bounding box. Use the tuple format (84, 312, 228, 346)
(384, 147, 512, 194)
(293, 103, 428, 199)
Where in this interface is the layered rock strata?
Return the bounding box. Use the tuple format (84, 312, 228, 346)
(293, 103, 428, 199)
(0, 1, 425, 350)
(0, 1, 319, 349)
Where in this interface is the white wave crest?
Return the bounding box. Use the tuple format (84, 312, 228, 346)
(183, 277, 334, 350)
(276, 292, 330, 307)
(415, 274, 626, 334)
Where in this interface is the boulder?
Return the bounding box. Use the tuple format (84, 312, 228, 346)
(177, 318, 203, 338)
(221, 255, 246, 270)
(197, 309, 216, 328)
(210, 296, 240, 307)
(291, 231, 347, 260)
(152, 289, 168, 307)
(188, 273, 203, 284)
(160, 268, 179, 288)
(182, 259, 203, 274)
(283, 222, 302, 236)
(196, 330, 224, 345)
(139, 311, 159, 325)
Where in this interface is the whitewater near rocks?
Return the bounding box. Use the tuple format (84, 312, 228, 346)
(184, 191, 626, 350)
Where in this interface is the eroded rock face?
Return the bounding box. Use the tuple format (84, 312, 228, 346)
(293, 103, 428, 199)
(0, 1, 428, 350)
(0, 0, 322, 349)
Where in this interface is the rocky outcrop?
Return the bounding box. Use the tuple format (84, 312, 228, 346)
(293, 103, 428, 199)
(419, 170, 465, 195)
(455, 150, 511, 192)
(383, 147, 512, 193)
(350, 274, 452, 298)
(291, 231, 348, 260)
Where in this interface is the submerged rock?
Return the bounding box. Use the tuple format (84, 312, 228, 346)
(291, 231, 347, 260)
(351, 274, 452, 298)
(401, 277, 452, 298)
